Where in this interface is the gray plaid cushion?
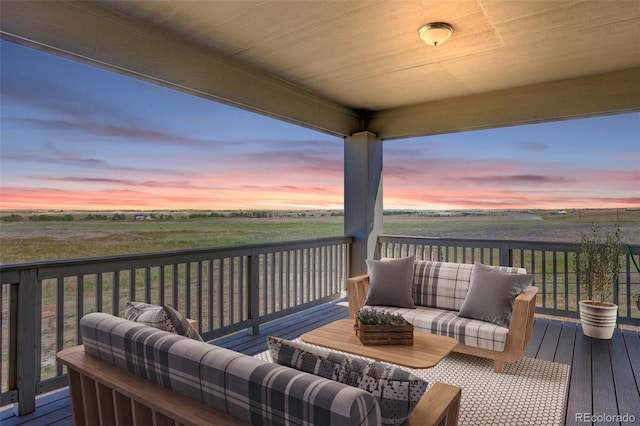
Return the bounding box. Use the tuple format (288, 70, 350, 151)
(81, 313, 380, 425)
(413, 261, 473, 310)
(268, 336, 428, 425)
(413, 260, 526, 311)
(125, 301, 203, 342)
(369, 305, 510, 351)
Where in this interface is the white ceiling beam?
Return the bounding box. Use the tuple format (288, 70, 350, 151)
(367, 68, 640, 140)
(0, 0, 362, 138)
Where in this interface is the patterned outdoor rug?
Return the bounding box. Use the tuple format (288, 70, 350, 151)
(256, 345, 570, 426)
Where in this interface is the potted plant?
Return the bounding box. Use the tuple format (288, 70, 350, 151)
(574, 224, 623, 339)
(354, 307, 413, 345)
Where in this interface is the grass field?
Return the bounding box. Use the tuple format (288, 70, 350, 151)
(1, 208, 639, 265)
(2, 208, 639, 385)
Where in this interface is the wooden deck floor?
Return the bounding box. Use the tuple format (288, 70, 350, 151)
(2, 299, 638, 425)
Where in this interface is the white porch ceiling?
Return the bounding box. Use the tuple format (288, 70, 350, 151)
(1, 0, 639, 138)
(98, 0, 639, 111)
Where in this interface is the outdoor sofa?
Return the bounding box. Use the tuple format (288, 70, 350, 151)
(347, 258, 538, 373)
(57, 312, 461, 425)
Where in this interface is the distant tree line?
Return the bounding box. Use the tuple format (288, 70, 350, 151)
(1, 213, 130, 222)
(28, 214, 74, 221)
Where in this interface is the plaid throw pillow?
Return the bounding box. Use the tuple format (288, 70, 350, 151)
(344, 357, 428, 425)
(267, 336, 428, 425)
(163, 305, 203, 341)
(267, 335, 350, 381)
(125, 301, 203, 342)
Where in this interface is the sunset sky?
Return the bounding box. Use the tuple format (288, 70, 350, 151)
(1, 40, 639, 211)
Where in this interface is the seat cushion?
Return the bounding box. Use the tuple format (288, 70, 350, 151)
(367, 306, 510, 352)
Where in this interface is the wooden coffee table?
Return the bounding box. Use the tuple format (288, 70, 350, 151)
(300, 319, 457, 369)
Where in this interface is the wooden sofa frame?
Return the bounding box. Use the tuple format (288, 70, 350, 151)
(58, 345, 462, 426)
(347, 274, 538, 373)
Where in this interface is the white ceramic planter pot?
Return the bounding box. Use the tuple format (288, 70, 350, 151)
(578, 300, 618, 339)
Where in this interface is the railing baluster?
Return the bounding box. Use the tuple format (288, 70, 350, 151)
(217, 258, 223, 328)
(229, 257, 240, 324)
(159, 265, 166, 306)
(624, 254, 630, 318)
(113, 271, 120, 316)
(196, 262, 203, 331)
(96, 273, 103, 312)
(130, 269, 136, 305)
(55, 278, 64, 376)
(249, 253, 259, 335)
(184, 263, 191, 318)
(76, 275, 83, 344)
(270, 253, 276, 312)
(171, 265, 178, 311)
(207, 260, 213, 330)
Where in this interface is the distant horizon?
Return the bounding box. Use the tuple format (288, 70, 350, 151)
(2, 40, 639, 211)
(2, 207, 638, 213)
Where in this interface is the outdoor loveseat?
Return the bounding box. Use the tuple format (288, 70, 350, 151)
(57, 312, 461, 426)
(347, 258, 538, 373)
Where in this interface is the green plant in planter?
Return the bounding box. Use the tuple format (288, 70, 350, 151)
(574, 224, 623, 339)
(355, 307, 408, 326)
(574, 224, 623, 304)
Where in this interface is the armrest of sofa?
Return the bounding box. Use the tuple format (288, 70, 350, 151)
(187, 318, 198, 331)
(57, 345, 247, 425)
(346, 274, 370, 319)
(504, 286, 538, 356)
(403, 382, 461, 426)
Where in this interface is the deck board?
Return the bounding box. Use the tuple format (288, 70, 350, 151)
(1, 299, 638, 426)
(564, 325, 592, 426)
(523, 318, 548, 358)
(622, 329, 640, 390)
(553, 321, 577, 365)
(610, 330, 640, 423)
(536, 318, 563, 362)
(591, 337, 619, 425)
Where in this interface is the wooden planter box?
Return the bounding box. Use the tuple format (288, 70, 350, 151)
(354, 319, 414, 346)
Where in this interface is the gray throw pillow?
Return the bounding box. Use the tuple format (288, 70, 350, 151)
(458, 263, 534, 328)
(364, 256, 415, 308)
(267, 336, 428, 425)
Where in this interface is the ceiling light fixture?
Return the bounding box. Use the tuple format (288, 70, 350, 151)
(418, 22, 453, 47)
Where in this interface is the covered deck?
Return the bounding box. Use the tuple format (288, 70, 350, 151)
(1, 1, 639, 424)
(2, 298, 639, 426)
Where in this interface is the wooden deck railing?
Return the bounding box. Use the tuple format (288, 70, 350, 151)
(0, 236, 351, 415)
(378, 235, 640, 325)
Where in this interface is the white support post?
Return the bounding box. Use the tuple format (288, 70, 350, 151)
(344, 131, 383, 276)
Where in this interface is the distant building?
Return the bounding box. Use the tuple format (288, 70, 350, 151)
(134, 214, 152, 220)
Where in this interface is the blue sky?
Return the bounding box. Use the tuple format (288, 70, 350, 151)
(1, 39, 639, 210)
